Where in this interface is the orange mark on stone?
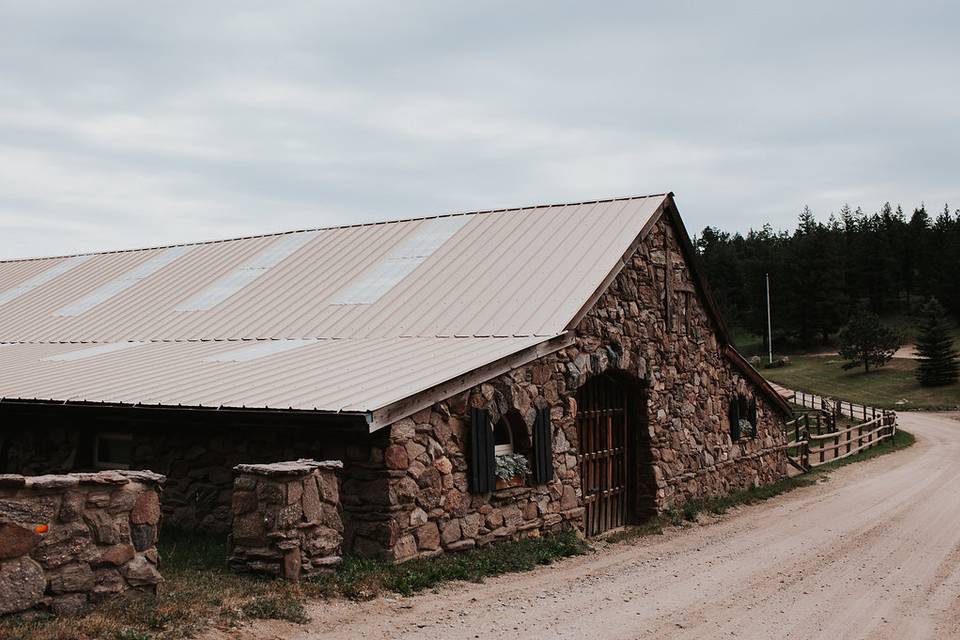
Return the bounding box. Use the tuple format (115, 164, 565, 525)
(34, 524, 49, 534)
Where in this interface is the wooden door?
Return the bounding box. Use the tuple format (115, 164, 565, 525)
(577, 374, 631, 536)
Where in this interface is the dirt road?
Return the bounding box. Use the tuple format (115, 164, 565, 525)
(222, 412, 960, 640)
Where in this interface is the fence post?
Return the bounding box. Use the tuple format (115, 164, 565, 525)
(846, 427, 851, 455)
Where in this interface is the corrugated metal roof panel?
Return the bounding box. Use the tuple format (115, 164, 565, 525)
(0, 195, 665, 343)
(0, 337, 547, 413)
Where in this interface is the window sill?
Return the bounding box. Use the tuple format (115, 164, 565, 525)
(491, 485, 533, 500)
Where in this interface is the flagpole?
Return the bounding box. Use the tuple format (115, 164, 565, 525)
(766, 273, 773, 365)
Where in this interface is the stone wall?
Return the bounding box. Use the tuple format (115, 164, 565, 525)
(2, 421, 365, 535)
(229, 460, 343, 580)
(346, 211, 788, 560)
(0, 470, 164, 616)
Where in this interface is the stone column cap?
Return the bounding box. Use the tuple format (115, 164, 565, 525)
(233, 459, 343, 476)
(0, 470, 166, 491)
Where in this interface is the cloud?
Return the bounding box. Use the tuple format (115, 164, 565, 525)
(0, 0, 958, 259)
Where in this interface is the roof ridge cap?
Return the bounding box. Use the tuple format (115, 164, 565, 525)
(0, 193, 668, 264)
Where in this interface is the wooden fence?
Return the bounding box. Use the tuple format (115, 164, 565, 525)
(792, 390, 887, 423)
(785, 391, 898, 472)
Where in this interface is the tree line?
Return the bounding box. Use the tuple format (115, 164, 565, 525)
(695, 202, 960, 349)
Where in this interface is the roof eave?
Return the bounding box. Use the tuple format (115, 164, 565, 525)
(367, 332, 576, 432)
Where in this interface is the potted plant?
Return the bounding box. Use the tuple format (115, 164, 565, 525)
(495, 453, 531, 489)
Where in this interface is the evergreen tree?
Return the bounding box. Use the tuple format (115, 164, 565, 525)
(915, 297, 959, 386)
(837, 305, 903, 373)
(694, 200, 960, 350)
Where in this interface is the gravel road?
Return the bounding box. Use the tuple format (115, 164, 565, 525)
(217, 411, 960, 640)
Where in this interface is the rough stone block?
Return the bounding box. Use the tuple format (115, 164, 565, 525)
(384, 445, 409, 470)
(48, 562, 95, 594)
(33, 521, 97, 570)
(122, 554, 163, 587)
(415, 522, 440, 551)
(0, 556, 45, 615)
(232, 490, 258, 515)
(0, 522, 40, 560)
(97, 543, 136, 567)
(440, 519, 461, 545)
(301, 478, 323, 523)
(131, 491, 161, 525)
(130, 523, 157, 552)
(84, 510, 122, 545)
(0, 496, 59, 525)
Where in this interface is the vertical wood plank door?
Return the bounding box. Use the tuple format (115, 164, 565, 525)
(577, 374, 631, 536)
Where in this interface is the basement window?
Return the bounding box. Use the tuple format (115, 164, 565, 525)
(93, 433, 133, 470)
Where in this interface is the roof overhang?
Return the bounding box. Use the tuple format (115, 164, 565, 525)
(367, 332, 576, 432)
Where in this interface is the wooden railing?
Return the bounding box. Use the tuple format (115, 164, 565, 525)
(785, 391, 898, 471)
(792, 390, 886, 423)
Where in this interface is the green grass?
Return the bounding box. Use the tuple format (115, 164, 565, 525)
(732, 314, 960, 361)
(312, 530, 587, 599)
(0, 529, 587, 640)
(762, 355, 960, 410)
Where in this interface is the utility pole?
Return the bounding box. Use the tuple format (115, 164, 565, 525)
(766, 273, 773, 365)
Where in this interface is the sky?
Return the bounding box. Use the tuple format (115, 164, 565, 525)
(1, 1, 958, 260)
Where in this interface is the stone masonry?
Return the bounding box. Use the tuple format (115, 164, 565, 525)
(0, 470, 164, 616)
(229, 459, 343, 580)
(345, 212, 788, 560)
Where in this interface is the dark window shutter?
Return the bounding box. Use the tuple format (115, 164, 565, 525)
(728, 397, 741, 441)
(748, 398, 758, 434)
(469, 407, 495, 494)
(532, 406, 554, 483)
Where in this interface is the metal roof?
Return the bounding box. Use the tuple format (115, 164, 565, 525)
(0, 336, 550, 416)
(0, 194, 667, 421)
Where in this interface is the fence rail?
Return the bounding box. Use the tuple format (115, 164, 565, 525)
(792, 390, 886, 423)
(785, 390, 898, 471)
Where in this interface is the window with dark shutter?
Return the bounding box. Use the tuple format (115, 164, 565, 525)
(748, 398, 758, 435)
(728, 397, 741, 441)
(532, 406, 554, 483)
(468, 407, 496, 494)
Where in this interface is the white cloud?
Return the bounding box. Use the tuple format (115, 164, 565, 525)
(0, 0, 958, 259)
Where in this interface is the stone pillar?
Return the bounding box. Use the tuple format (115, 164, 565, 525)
(0, 470, 165, 617)
(228, 459, 342, 580)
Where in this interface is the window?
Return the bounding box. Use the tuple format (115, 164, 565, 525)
(93, 433, 133, 470)
(492, 411, 530, 456)
(493, 417, 514, 455)
(728, 395, 757, 441)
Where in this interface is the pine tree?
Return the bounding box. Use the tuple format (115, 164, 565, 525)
(838, 305, 903, 373)
(915, 297, 959, 386)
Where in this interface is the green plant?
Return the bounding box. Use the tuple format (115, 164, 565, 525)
(838, 306, 904, 373)
(915, 297, 959, 387)
(494, 452, 531, 481)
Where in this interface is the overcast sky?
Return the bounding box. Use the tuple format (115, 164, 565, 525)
(1, 1, 957, 259)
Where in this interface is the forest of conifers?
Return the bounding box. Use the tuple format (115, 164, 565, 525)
(695, 203, 960, 348)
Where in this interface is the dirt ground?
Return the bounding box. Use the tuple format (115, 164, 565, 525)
(210, 412, 960, 640)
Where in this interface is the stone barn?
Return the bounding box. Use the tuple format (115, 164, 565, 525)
(0, 193, 790, 560)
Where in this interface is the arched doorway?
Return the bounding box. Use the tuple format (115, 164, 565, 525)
(576, 371, 654, 536)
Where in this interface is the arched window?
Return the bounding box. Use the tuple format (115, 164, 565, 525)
(493, 417, 514, 455)
(492, 410, 530, 456)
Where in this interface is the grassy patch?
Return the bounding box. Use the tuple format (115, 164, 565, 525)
(605, 429, 916, 541)
(311, 530, 587, 598)
(762, 355, 960, 410)
(0, 530, 587, 640)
